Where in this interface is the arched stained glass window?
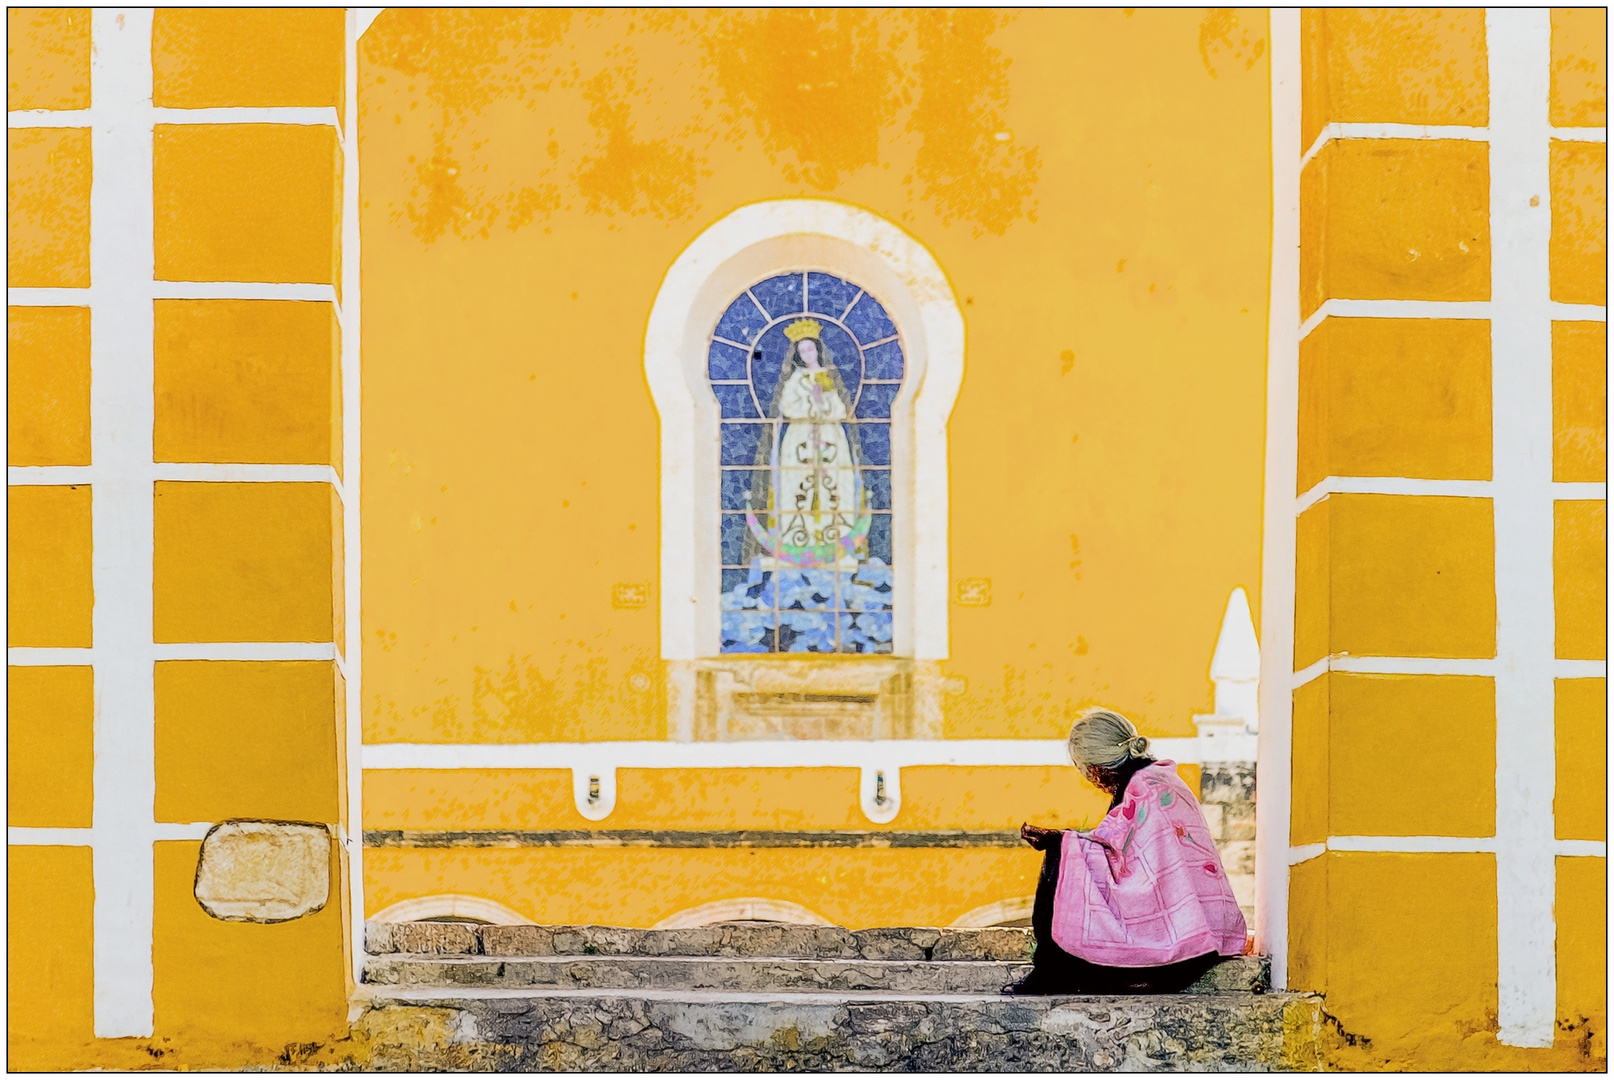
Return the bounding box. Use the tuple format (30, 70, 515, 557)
(710, 272, 905, 653)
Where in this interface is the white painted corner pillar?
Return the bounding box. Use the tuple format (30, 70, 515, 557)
(643, 200, 965, 663)
(85, 7, 159, 1040)
(1254, 7, 1302, 992)
(1486, 7, 1558, 1050)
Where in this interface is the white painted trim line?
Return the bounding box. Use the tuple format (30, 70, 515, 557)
(1296, 476, 1490, 514)
(7, 109, 92, 127)
(152, 106, 340, 127)
(7, 466, 92, 485)
(1299, 298, 1491, 341)
(152, 281, 340, 305)
(1488, 11, 1557, 1047)
(1292, 655, 1606, 689)
(7, 287, 91, 305)
(88, 8, 157, 1040)
(8, 828, 93, 845)
(1556, 841, 1607, 857)
(151, 642, 341, 663)
(1255, 8, 1302, 992)
(9, 463, 343, 489)
(1300, 121, 1490, 172)
(9, 823, 220, 846)
(1554, 483, 1608, 501)
(8, 648, 94, 666)
(1287, 843, 1326, 866)
(1551, 127, 1607, 142)
(1551, 303, 1607, 322)
(1556, 660, 1607, 679)
(1290, 837, 1605, 860)
(362, 738, 1209, 770)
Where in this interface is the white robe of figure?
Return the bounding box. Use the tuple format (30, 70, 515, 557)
(773, 367, 860, 563)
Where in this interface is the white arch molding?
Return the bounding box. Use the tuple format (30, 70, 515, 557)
(645, 199, 964, 675)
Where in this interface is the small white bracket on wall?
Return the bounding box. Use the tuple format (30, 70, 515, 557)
(860, 765, 902, 824)
(571, 765, 617, 821)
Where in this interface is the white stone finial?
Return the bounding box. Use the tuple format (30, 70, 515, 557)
(1193, 586, 1261, 750)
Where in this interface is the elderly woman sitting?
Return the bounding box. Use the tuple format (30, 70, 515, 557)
(1006, 708, 1248, 995)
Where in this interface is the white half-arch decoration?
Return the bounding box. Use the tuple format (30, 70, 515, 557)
(370, 894, 530, 926)
(652, 897, 834, 929)
(950, 896, 1035, 928)
(645, 199, 965, 663)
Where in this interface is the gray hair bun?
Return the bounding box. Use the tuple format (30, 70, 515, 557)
(1066, 708, 1150, 769)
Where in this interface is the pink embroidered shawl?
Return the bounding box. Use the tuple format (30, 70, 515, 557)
(1050, 760, 1247, 967)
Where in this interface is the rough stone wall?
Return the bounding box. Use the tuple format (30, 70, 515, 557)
(1199, 762, 1256, 925)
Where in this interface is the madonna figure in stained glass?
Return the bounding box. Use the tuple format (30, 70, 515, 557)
(745, 318, 870, 568)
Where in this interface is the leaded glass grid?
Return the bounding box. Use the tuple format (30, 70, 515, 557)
(711, 272, 904, 653)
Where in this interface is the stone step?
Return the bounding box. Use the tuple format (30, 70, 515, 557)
(366, 920, 1034, 961)
(354, 987, 1325, 1071)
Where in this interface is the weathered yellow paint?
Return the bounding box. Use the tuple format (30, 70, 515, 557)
(6, 846, 95, 1069)
(1284, 850, 1326, 992)
(152, 481, 337, 644)
(153, 124, 340, 286)
(1551, 8, 1608, 128)
(1293, 494, 1496, 666)
(7, 666, 94, 829)
(1300, 9, 1488, 150)
(364, 769, 575, 830)
(1557, 856, 1607, 1058)
(8, 305, 91, 466)
(7, 484, 93, 648)
(5, 8, 91, 111)
(1549, 140, 1607, 306)
(1555, 678, 1607, 842)
(1554, 321, 1608, 482)
(1299, 672, 1494, 840)
(154, 661, 341, 825)
(1298, 317, 1492, 493)
(7, 127, 91, 288)
(360, 9, 1270, 747)
(151, 840, 349, 1065)
(1554, 500, 1607, 661)
(1300, 139, 1490, 319)
(152, 8, 344, 110)
(154, 299, 341, 468)
(366, 846, 1043, 929)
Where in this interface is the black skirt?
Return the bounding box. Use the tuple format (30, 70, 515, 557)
(1007, 832, 1221, 996)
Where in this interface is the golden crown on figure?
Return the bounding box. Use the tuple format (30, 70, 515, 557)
(783, 318, 823, 343)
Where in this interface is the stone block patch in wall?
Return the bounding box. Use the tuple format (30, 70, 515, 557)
(1198, 761, 1255, 921)
(194, 820, 331, 923)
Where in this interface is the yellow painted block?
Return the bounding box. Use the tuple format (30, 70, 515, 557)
(1298, 317, 1491, 493)
(1554, 321, 1607, 482)
(1556, 856, 1607, 1058)
(1556, 678, 1607, 842)
(364, 768, 574, 830)
(1555, 500, 1606, 661)
(7, 128, 91, 288)
(155, 300, 340, 467)
(152, 481, 335, 644)
(1551, 8, 1608, 128)
(154, 660, 340, 825)
(1300, 9, 1488, 150)
(1550, 140, 1607, 306)
(1328, 673, 1494, 838)
(152, 840, 347, 1050)
(153, 9, 343, 109)
(7, 666, 93, 828)
(1290, 678, 1329, 845)
(7, 485, 92, 648)
(6, 846, 95, 1064)
(613, 768, 864, 829)
(1286, 852, 1326, 993)
(153, 124, 340, 285)
(8, 306, 91, 466)
(1295, 494, 1496, 665)
(365, 845, 1044, 929)
(1322, 851, 1499, 1058)
(1301, 140, 1489, 319)
(6, 9, 90, 111)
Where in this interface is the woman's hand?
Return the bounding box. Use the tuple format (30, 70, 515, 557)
(1020, 822, 1059, 850)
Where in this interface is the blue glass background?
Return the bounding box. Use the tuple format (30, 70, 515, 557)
(713, 384, 759, 419)
(751, 273, 805, 319)
(844, 293, 898, 344)
(720, 423, 765, 465)
(854, 383, 899, 419)
(708, 340, 750, 381)
(855, 422, 891, 465)
(862, 340, 905, 381)
(715, 293, 769, 344)
(806, 272, 860, 319)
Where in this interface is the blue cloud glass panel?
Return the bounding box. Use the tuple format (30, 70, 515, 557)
(751, 274, 805, 319)
(720, 513, 750, 564)
(721, 567, 753, 602)
(807, 273, 861, 319)
(863, 340, 905, 381)
(818, 322, 862, 401)
(720, 423, 764, 465)
(715, 294, 769, 345)
(856, 422, 891, 465)
(854, 382, 899, 419)
(844, 293, 897, 345)
(708, 341, 750, 381)
(868, 513, 893, 563)
(779, 611, 836, 652)
(713, 384, 759, 418)
(844, 611, 894, 653)
(721, 610, 775, 653)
